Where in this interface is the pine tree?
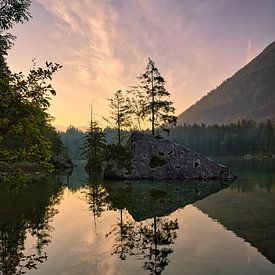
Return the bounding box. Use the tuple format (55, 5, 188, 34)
(84, 106, 105, 172)
(126, 87, 147, 130)
(105, 90, 130, 145)
(138, 58, 177, 135)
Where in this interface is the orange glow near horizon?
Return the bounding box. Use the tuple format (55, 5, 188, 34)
(7, 0, 275, 130)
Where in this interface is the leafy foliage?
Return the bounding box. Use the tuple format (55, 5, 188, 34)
(0, 0, 31, 30)
(0, 62, 62, 176)
(0, 1, 64, 183)
(0, 0, 31, 75)
(16, 253, 48, 275)
(126, 87, 147, 130)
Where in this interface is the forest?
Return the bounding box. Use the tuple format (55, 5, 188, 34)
(170, 119, 274, 157)
(60, 118, 274, 161)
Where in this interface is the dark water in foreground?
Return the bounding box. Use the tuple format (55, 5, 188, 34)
(0, 158, 274, 275)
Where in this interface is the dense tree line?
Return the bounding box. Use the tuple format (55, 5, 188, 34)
(171, 119, 275, 156)
(62, 118, 275, 163)
(59, 126, 85, 160)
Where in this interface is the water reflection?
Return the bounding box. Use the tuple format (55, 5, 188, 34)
(1, 158, 274, 274)
(107, 213, 179, 275)
(104, 179, 231, 221)
(103, 179, 231, 274)
(196, 158, 275, 264)
(217, 157, 275, 193)
(0, 176, 64, 275)
(83, 176, 110, 227)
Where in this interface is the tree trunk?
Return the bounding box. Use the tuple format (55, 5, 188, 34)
(118, 124, 121, 145)
(151, 70, 155, 135)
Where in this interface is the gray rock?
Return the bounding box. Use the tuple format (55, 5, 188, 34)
(105, 132, 236, 180)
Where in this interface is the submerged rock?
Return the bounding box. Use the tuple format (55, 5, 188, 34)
(104, 132, 236, 180)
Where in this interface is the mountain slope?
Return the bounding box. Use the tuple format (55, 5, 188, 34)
(178, 41, 275, 125)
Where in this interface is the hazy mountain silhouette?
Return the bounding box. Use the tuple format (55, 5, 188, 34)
(178, 41, 275, 125)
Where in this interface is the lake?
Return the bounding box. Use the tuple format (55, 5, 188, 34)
(0, 158, 274, 275)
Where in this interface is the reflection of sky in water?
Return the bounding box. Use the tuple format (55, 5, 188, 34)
(24, 160, 275, 274)
(25, 187, 275, 275)
(3, 158, 275, 274)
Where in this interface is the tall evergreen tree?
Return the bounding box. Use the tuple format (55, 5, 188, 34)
(138, 58, 177, 135)
(84, 106, 105, 172)
(125, 87, 147, 130)
(105, 90, 130, 145)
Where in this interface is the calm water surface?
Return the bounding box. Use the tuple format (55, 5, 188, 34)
(0, 158, 274, 275)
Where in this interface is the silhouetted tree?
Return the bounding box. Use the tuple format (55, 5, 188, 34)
(126, 87, 147, 130)
(105, 90, 130, 145)
(262, 119, 274, 153)
(83, 106, 106, 172)
(0, 62, 62, 182)
(0, 1, 63, 183)
(138, 58, 177, 135)
(0, 0, 31, 75)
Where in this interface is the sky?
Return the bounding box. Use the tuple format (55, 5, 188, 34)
(7, 0, 275, 130)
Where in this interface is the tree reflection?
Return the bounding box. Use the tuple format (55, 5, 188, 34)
(106, 210, 136, 260)
(0, 176, 64, 275)
(103, 179, 230, 275)
(106, 212, 178, 275)
(140, 217, 178, 275)
(84, 175, 109, 227)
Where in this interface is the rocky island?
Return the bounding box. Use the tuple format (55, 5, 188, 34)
(104, 132, 236, 180)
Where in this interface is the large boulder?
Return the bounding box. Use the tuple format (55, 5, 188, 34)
(104, 132, 236, 180)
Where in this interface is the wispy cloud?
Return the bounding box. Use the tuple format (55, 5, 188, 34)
(8, 0, 275, 128)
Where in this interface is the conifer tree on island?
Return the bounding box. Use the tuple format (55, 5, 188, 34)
(105, 90, 130, 145)
(138, 58, 177, 135)
(84, 106, 105, 172)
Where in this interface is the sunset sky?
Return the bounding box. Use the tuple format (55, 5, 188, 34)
(7, 0, 275, 130)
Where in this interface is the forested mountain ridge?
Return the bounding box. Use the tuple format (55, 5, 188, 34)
(178, 41, 275, 125)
